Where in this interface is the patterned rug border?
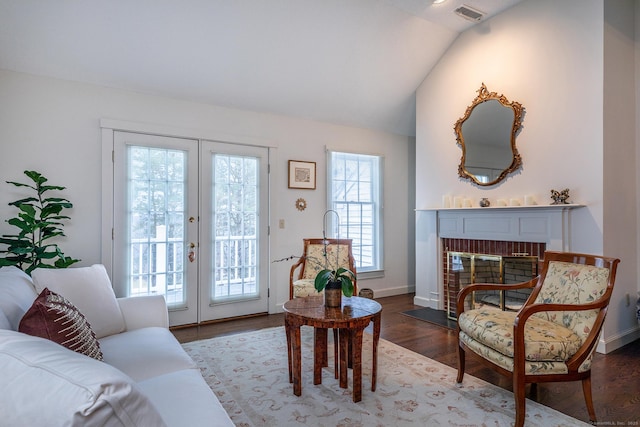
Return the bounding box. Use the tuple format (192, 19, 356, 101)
(182, 326, 589, 427)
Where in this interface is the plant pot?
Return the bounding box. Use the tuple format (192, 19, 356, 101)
(324, 281, 342, 308)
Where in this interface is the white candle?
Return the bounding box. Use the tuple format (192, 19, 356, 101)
(497, 199, 507, 206)
(453, 197, 463, 208)
(463, 198, 472, 207)
(524, 195, 536, 205)
(510, 198, 521, 206)
(442, 195, 451, 208)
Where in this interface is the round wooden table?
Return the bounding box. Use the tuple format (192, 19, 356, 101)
(283, 295, 382, 402)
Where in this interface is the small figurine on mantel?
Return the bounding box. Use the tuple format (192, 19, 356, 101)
(550, 188, 570, 205)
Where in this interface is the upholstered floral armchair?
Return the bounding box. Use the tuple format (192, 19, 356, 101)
(289, 238, 357, 299)
(456, 251, 620, 427)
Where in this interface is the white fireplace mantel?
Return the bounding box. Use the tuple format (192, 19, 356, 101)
(418, 204, 584, 250)
(414, 204, 585, 309)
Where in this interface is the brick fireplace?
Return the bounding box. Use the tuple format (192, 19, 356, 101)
(414, 204, 583, 310)
(441, 238, 544, 317)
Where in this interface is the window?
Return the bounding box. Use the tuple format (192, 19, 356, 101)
(328, 151, 383, 274)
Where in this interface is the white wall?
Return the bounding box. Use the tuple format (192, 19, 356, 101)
(603, 0, 639, 351)
(416, 0, 639, 351)
(0, 69, 415, 315)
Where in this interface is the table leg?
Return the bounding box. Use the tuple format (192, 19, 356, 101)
(333, 328, 339, 379)
(351, 327, 364, 403)
(291, 324, 302, 396)
(314, 327, 327, 385)
(339, 328, 349, 389)
(371, 312, 381, 392)
(285, 315, 293, 384)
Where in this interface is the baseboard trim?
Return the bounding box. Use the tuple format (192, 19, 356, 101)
(371, 285, 414, 299)
(596, 324, 640, 354)
(413, 295, 438, 309)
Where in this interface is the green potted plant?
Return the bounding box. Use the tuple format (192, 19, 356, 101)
(314, 266, 355, 307)
(0, 170, 80, 275)
(312, 236, 355, 307)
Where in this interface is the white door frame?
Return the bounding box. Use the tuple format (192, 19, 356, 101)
(101, 119, 276, 325)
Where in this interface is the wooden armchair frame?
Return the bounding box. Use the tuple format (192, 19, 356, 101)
(456, 251, 620, 427)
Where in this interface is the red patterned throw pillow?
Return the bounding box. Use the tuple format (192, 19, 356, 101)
(19, 288, 103, 360)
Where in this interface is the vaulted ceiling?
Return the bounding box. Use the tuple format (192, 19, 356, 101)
(0, 0, 523, 136)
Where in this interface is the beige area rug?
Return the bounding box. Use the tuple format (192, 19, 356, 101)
(182, 327, 588, 427)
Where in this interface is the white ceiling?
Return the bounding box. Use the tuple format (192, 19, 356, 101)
(0, 0, 523, 137)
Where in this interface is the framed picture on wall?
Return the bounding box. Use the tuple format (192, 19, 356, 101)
(288, 160, 316, 190)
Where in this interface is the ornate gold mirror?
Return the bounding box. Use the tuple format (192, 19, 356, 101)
(454, 83, 524, 186)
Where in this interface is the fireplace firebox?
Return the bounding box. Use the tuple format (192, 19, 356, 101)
(445, 249, 540, 320)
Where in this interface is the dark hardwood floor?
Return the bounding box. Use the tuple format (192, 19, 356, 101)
(172, 293, 640, 425)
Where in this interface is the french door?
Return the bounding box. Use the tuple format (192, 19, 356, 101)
(199, 141, 269, 320)
(112, 131, 269, 326)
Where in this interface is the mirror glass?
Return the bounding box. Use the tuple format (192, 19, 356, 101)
(454, 83, 524, 186)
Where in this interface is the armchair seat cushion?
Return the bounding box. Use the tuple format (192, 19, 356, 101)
(459, 331, 573, 375)
(458, 307, 582, 362)
(292, 279, 321, 298)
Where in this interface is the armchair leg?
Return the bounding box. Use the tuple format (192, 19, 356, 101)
(582, 376, 597, 423)
(456, 343, 465, 383)
(513, 373, 526, 427)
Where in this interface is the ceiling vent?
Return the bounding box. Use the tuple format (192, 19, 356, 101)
(454, 5, 485, 22)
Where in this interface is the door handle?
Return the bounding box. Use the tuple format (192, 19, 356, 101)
(188, 242, 196, 262)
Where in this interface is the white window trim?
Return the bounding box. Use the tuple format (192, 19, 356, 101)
(325, 148, 384, 279)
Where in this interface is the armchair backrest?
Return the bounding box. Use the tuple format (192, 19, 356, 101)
(297, 238, 356, 281)
(529, 251, 619, 344)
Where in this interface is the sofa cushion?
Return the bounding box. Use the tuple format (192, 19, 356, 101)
(19, 288, 103, 360)
(32, 264, 125, 339)
(137, 369, 234, 426)
(99, 327, 196, 382)
(0, 329, 167, 427)
(0, 310, 10, 330)
(0, 266, 38, 330)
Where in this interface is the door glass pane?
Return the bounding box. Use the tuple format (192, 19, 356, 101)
(211, 154, 258, 302)
(127, 145, 187, 308)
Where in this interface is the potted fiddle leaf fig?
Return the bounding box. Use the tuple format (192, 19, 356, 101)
(0, 170, 80, 275)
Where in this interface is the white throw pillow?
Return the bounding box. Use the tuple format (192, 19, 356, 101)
(0, 329, 167, 427)
(32, 264, 125, 339)
(0, 266, 38, 330)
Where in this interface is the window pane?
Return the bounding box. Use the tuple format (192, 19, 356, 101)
(329, 151, 381, 272)
(211, 154, 259, 301)
(127, 145, 187, 308)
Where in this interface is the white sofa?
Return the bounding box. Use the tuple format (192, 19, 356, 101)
(0, 265, 233, 427)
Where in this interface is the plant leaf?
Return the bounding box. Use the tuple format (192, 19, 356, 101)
(8, 197, 38, 206)
(314, 269, 333, 292)
(24, 170, 46, 185)
(40, 185, 67, 192)
(6, 181, 36, 190)
(54, 256, 80, 268)
(341, 276, 354, 297)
